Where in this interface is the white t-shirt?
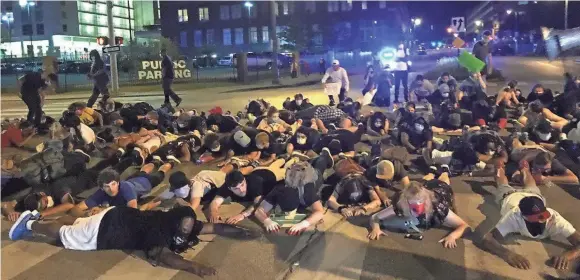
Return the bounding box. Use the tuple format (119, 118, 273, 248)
(190, 170, 227, 198)
(495, 207, 576, 240)
(58, 206, 113, 251)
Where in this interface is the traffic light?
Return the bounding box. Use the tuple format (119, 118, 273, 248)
(97, 36, 109, 46)
(114, 36, 124, 45)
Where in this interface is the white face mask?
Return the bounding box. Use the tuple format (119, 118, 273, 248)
(211, 144, 221, 152)
(46, 196, 55, 208)
(374, 121, 383, 128)
(173, 185, 191, 198)
(414, 124, 425, 132)
(296, 135, 307, 145)
(538, 132, 552, 141)
(295, 100, 303, 106)
(178, 122, 187, 128)
(441, 92, 449, 98)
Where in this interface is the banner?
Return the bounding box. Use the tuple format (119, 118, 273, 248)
(137, 60, 192, 80)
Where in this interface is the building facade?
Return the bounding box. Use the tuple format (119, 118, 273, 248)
(0, 0, 160, 60)
(159, 1, 407, 57)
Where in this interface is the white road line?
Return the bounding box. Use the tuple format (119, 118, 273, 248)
(1, 240, 64, 280)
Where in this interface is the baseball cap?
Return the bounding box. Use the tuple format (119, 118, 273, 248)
(169, 171, 189, 189)
(233, 130, 251, 148)
(518, 196, 551, 222)
(332, 59, 340, 65)
(376, 160, 395, 180)
(447, 113, 462, 129)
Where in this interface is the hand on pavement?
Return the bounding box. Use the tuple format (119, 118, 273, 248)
(505, 252, 531, 270)
(367, 228, 386, 240)
(264, 218, 280, 233)
(340, 207, 354, 217)
(191, 263, 217, 277)
(209, 214, 222, 224)
(438, 235, 458, 249)
(288, 220, 311, 236)
(551, 253, 572, 270)
(225, 213, 246, 225)
(7, 212, 21, 222)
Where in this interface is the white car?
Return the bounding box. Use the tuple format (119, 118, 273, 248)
(217, 56, 232, 66)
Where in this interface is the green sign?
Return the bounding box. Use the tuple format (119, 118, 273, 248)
(458, 51, 485, 73)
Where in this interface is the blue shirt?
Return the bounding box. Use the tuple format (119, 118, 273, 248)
(84, 177, 152, 208)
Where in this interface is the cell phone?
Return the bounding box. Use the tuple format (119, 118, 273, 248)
(404, 233, 423, 240)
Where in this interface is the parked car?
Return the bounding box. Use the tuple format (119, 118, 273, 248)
(232, 52, 289, 69)
(416, 45, 427, 55)
(217, 56, 232, 66)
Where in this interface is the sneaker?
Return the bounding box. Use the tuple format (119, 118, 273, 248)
(440, 164, 450, 174)
(74, 149, 91, 163)
(320, 147, 335, 169)
(327, 123, 337, 131)
(9, 210, 33, 241)
(329, 100, 336, 106)
(175, 98, 182, 107)
(116, 148, 126, 158)
(166, 155, 182, 165)
(151, 155, 164, 166)
(132, 147, 144, 166)
(519, 132, 530, 143)
(291, 151, 311, 161)
(429, 165, 438, 174)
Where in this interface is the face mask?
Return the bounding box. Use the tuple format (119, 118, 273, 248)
(297, 136, 307, 145)
(409, 201, 426, 216)
(169, 218, 198, 254)
(374, 121, 383, 128)
(296, 100, 303, 106)
(441, 92, 450, 98)
(173, 185, 191, 199)
(538, 132, 551, 141)
(46, 196, 55, 208)
(524, 220, 547, 237)
(178, 122, 187, 128)
(349, 191, 362, 203)
(210, 144, 221, 152)
(414, 124, 424, 132)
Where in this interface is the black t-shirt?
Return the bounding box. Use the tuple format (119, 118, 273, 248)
(290, 126, 321, 151)
(364, 161, 408, 187)
(265, 180, 322, 210)
(207, 114, 239, 133)
(96, 206, 203, 251)
(472, 41, 489, 62)
(161, 55, 174, 79)
(316, 129, 358, 153)
(21, 72, 46, 96)
(528, 130, 559, 144)
(536, 158, 568, 176)
(139, 119, 167, 134)
(402, 126, 433, 148)
(216, 172, 269, 203)
(527, 91, 554, 106)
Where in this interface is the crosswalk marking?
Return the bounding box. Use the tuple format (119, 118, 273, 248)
(1, 239, 64, 279)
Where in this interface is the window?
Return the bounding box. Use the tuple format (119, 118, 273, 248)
(231, 4, 241, 19)
(305, 2, 316, 13)
(250, 27, 258, 43)
(361, 1, 367, 10)
(206, 29, 214, 45)
(198, 7, 209, 21)
(341, 1, 352, 11)
(220, 5, 229, 20)
(282, 1, 289, 15)
(22, 24, 33, 36)
(328, 1, 339, 12)
(261, 26, 269, 43)
(379, 1, 386, 9)
(62, 24, 67, 32)
(178, 9, 188, 22)
(223, 28, 231, 45)
(234, 27, 243, 45)
(36, 24, 44, 35)
(62, 11, 67, 18)
(179, 31, 187, 47)
(194, 30, 202, 47)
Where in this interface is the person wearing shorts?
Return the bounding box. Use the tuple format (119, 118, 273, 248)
(69, 160, 173, 217)
(9, 206, 257, 277)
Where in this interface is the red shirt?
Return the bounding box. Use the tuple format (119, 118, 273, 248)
(1, 126, 23, 148)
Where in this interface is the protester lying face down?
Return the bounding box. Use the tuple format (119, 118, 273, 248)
(364, 159, 410, 189)
(206, 113, 239, 134)
(530, 119, 559, 144)
(246, 99, 270, 120)
(337, 98, 362, 120)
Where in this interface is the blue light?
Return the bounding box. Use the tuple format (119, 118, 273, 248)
(431, 42, 436, 47)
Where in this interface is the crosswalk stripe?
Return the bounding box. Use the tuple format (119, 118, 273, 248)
(1, 240, 64, 280)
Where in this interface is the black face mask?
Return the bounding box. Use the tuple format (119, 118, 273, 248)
(524, 220, 547, 237)
(169, 217, 200, 254)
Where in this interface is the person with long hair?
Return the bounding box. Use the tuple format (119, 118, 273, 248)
(367, 169, 469, 249)
(86, 50, 110, 108)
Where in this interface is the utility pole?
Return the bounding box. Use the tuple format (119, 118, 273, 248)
(270, 1, 280, 84)
(107, 1, 119, 95)
(564, 0, 569, 30)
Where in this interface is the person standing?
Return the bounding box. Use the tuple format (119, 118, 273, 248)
(393, 42, 410, 104)
(321, 59, 350, 106)
(318, 58, 326, 75)
(18, 71, 55, 127)
(160, 49, 182, 107)
(86, 50, 110, 108)
(472, 30, 493, 81)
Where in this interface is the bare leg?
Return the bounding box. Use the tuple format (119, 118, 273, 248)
(520, 164, 537, 190)
(158, 163, 172, 174)
(495, 166, 509, 188)
(140, 163, 155, 174)
(179, 143, 191, 162)
(31, 220, 66, 239)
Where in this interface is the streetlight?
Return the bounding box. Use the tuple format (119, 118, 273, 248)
(244, 1, 253, 17)
(475, 20, 483, 27)
(19, 0, 35, 58)
(447, 27, 453, 33)
(412, 18, 422, 26)
(506, 9, 513, 15)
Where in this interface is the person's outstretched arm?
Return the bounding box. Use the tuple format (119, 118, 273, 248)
(482, 229, 530, 269)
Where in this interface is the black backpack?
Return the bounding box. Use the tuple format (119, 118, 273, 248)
(132, 102, 155, 116)
(19, 149, 66, 186)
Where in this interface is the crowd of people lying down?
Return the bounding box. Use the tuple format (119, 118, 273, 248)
(2, 70, 580, 276)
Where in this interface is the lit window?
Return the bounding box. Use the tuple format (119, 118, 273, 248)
(235, 28, 244, 45)
(98, 16, 107, 25)
(283, 2, 289, 15)
(82, 2, 92, 11)
(86, 25, 94, 33)
(223, 28, 231, 45)
(178, 8, 188, 22)
(83, 13, 94, 22)
(250, 27, 258, 43)
(98, 4, 107, 13)
(206, 29, 214, 45)
(198, 7, 209, 21)
(99, 27, 107, 36)
(261, 26, 269, 43)
(341, 1, 352, 11)
(361, 1, 367, 10)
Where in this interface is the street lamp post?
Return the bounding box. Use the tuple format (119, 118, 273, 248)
(410, 18, 421, 51)
(506, 9, 519, 54)
(245, 2, 253, 51)
(19, 0, 35, 58)
(564, 0, 568, 30)
(244, 2, 253, 18)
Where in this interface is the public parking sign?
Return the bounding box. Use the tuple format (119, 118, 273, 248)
(102, 45, 121, 54)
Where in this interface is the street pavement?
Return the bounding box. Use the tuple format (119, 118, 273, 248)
(2, 56, 580, 280)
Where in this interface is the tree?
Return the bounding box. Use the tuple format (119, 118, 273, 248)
(118, 36, 181, 72)
(277, 15, 315, 51)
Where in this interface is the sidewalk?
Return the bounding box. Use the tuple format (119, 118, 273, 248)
(0, 75, 327, 102)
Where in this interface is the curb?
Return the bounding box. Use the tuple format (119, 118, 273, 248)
(275, 215, 347, 280)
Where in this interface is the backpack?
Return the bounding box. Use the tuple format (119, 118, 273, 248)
(133, 102, 155, 116)
(19, 149, 66, 186)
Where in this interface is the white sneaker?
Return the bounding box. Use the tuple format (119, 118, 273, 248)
(166, 155, 182, 165)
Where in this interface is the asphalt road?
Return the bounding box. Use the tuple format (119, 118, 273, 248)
(2, 56, 580, 280)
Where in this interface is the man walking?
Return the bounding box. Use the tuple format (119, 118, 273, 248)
(472, 30, 493, 81)
(160, 49, 182, 107)
(18, 71, 56, 127)
(393, 42, 410, 104)
(321, 59, 350, 106)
